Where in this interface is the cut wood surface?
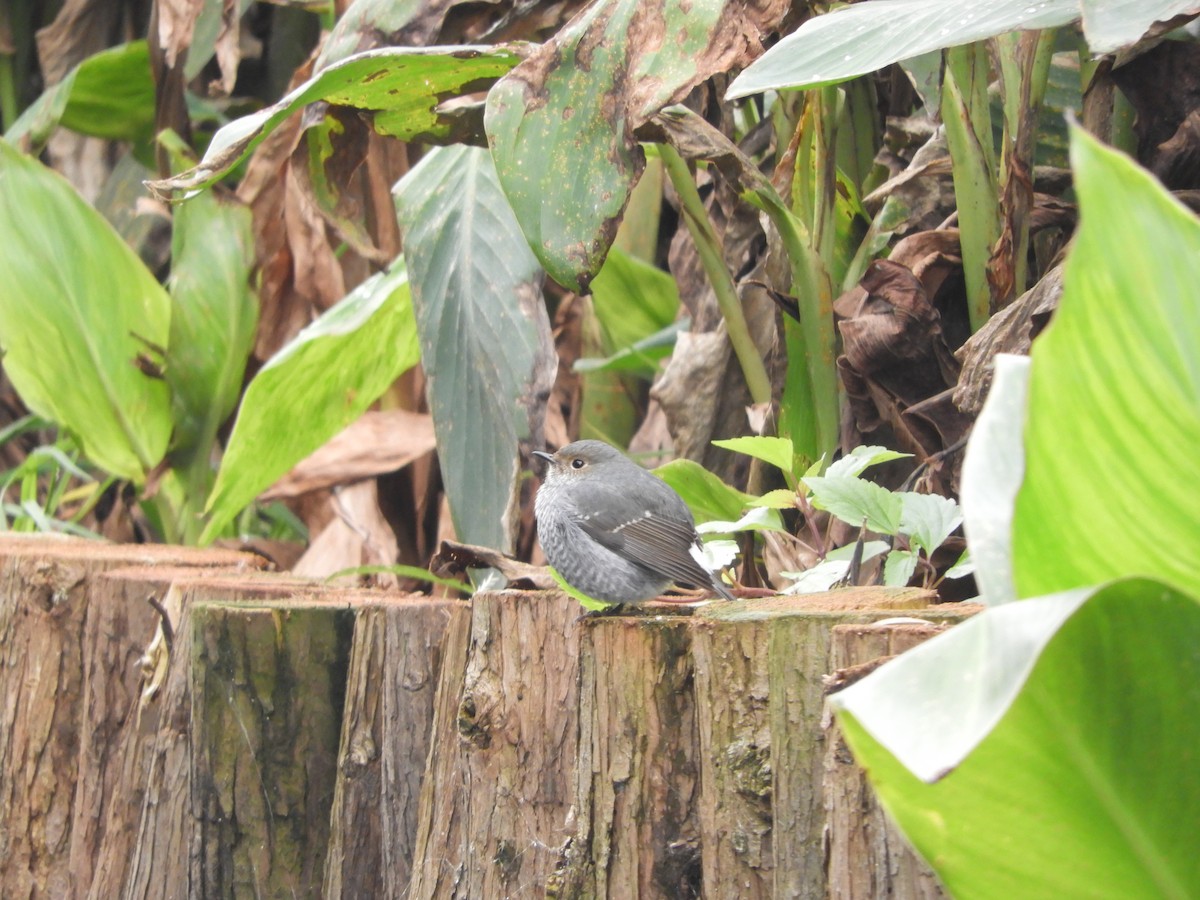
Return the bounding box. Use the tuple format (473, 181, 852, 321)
(0, 536, 980, 899)
(824, 620, 957, 900)
(409, 590, 583, 899)
(693, 588, 980, 900)
(550, 611, 700, 898)
(324, 599, 467, 899)
(0, 536, 262, 900)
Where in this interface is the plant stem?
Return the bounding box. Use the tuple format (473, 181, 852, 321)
(659, 143, 773, 406)
(943, 42, 999, 332)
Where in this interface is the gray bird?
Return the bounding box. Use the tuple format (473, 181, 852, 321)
(533, 440, 736, 604)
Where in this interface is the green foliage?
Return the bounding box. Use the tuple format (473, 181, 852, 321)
(829, 128, 1200, 897)
(202, 261, 420, 543)
(0, 420, 106, 538)
(6, 41, 156, 154)
(0, 139, 172, 482)
(394, 145, 552, 554)
(151, 44, 524, 195)
(164, 174, 258, 543)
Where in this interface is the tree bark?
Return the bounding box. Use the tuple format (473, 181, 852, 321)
(823, 620, 961, 900)
(323, 599, 467, 899)
(408, 590, 583, 899)
(691, 588, 978, 900)
(549, 611, 701, 900)
(0, 536, 259, 900)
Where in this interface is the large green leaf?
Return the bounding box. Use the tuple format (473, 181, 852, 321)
(832, 578, 1200, 899)
(0, 139, 171, 481)
(201, 261, 419, 542)
(655, 459, 758, 525)
(726, 0, 1078, 97)
(5, 41, 156, 153)
(1081, 0, 1200, 53)
(959, 354, 1030, 606)
(1013, 127, 1200, 599)
(484, 0, 783, 290)
(394, 145, 554, 554)
(164, 187, 258, 540)
(150, 45, 524, 195)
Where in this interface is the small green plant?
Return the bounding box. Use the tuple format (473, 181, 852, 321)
(662, 436, 972, 594)
(0, 417, 108, 538)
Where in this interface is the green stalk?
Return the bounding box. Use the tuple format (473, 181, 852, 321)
(942, 42, 999, 332)
(660, 143, 773, 406)
(0, 53, 16, 133)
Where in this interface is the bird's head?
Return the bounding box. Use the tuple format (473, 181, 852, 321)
(533, 440, 628, 485)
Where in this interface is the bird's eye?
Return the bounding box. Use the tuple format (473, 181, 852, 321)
(571, 458, 585, 469)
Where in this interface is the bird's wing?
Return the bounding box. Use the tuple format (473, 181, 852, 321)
(569, 479, 720, 590)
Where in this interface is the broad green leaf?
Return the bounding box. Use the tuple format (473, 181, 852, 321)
(655, 459, 757, 525)
(825, 444, 913, 479)
(166, 189, 258, 463)
(960, 354, 1030, 606)
(151, 45, 524, 195)
(711, 436, 795, 475)
(485, 0, 770, 290)
(1081, 0, 1200, 53)
(394, 145, 554, 554)
(572, 318, 686, 375)
(5, 42, 156, 153)
(201, 261, 419, 542)
(726, 0, 1078, 98)
(0, 139, 171, 481)
(1013, 127, 1200, 599)
(899, 491, 962, 556)
(833, 578, 1200, 899)
(748, 488, 799, 510)
(882, 549, 919, 587)
(803, 475, 903, 534)
(589, 247, 680, 360)
(164, 186, 258, 541)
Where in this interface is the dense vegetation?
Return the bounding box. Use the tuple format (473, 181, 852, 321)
(2, 0, 1199, 894)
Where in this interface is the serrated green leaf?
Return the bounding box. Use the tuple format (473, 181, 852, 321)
(711, 436, 796, 475)
(883, 549, 919, 587)
(826, 444, 913, 479)
(695, 505, 785, 535)
(804, 475, 903, 534)
(395, 145, 554, 554)
(0, 139, 171, 482)
(201, 261, 419, 542)
(899, 491, 963, 555)
(748, 488, 799, 510)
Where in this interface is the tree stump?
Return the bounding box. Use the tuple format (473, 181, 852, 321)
(0, 536, 261, 900)
(549, 610, 700, 899)
(690, 588, 978, 899)
(408, 590, 584, 899)
(323, 598, 467, 899)
(823, 620, 960, 900)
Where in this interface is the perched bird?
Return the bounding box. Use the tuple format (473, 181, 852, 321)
(533, 440, 735, 604)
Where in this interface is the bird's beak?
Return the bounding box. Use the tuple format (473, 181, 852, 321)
(532, 450, 555, 466)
